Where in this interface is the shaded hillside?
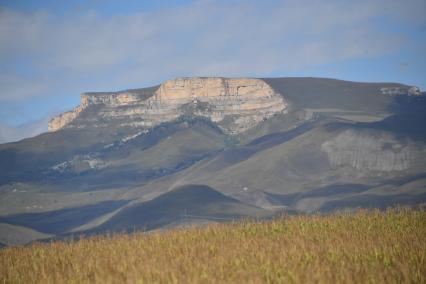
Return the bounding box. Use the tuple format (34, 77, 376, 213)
(0, 118, 227, 191)
(263, 77, 407, 111)
(90, 184, 271, 233)
(160, 118, 425, 194)
(0, 223, 52, 246)
(0, 200, 129, 235)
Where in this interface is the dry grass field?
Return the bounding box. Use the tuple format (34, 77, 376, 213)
(0, 209, 425, 283)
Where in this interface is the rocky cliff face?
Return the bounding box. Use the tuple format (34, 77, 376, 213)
(321, 129, 414, 172)
(380, 86, 421, 96)
(49, 77, 287, 134)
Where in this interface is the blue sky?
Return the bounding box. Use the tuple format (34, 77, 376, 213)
(0, 0, 425, 142)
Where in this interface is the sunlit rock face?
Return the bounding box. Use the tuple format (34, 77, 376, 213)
(48, 95, 91, 132)
(48, 77, 288, 134)
(321, 129, 413, 172)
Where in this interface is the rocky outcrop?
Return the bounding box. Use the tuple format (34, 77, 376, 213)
(48, 95, 91, 132)
(380, 86, 421, 96)
(321, 130, 412, 172)
(48, 77, 288, 134)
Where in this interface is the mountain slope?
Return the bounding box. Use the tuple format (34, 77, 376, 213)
(88, 184, 271, 234)
(0, 223, 53, 246)
(263, 77, 413, 111)
(0, 76, 424, 244)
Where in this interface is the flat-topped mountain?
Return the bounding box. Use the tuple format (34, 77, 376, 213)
(48, 77, 420, 134)
(1, 76, 425, 246)
(49, 77, 287, 134)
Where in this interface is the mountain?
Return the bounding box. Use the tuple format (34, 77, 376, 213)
(0, 76, 425, 245)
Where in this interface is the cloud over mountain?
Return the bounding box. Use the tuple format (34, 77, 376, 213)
(0, 0, 425, 142)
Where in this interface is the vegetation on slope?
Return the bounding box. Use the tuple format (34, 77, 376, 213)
(1, 209, 424, 283)
(89, 184, 270, 233)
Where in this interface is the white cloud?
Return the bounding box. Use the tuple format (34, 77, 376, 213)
(0, 1, 422, 90)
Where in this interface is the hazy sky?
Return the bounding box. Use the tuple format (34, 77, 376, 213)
(0, 0, 425, 142)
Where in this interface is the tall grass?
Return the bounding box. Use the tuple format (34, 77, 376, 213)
(1, 209, 425, 283)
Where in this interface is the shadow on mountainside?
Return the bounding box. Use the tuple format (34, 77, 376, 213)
(0, 200, 129, 235)
(86, 184, 271, 234)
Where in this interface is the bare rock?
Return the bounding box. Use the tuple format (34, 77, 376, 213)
(48, 77, 288, 134)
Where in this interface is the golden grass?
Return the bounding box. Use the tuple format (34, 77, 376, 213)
(1, 209, 425, 283)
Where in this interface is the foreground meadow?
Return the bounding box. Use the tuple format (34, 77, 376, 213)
(0, 209, 425, 283)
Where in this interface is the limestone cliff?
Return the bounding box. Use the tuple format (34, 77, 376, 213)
(321, 129, 414, 172)
(48, 77, 287, 134)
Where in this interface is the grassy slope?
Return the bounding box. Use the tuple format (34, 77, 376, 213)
(89, 184, 270, 233)
(52, 119, 227, 191)
(0, 127, 137, 185)
(0, 200, 129, 235)
(0, 119, 227, 215)
(136, 120, 426, 211)
(0, 184, 270, 240)
(262, 77, 404, 111)
(0, 77, 424, 238)
(0, 209, 424, 283)
(0, 223, 52, 246)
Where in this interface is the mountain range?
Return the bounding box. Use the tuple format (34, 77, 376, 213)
(0, 76, 425, 246)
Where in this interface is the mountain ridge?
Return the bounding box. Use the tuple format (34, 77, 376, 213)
(48, 77, 288, 134)
(48, 76, 420, 134)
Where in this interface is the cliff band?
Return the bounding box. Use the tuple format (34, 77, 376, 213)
(48, 77, 288, 134)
